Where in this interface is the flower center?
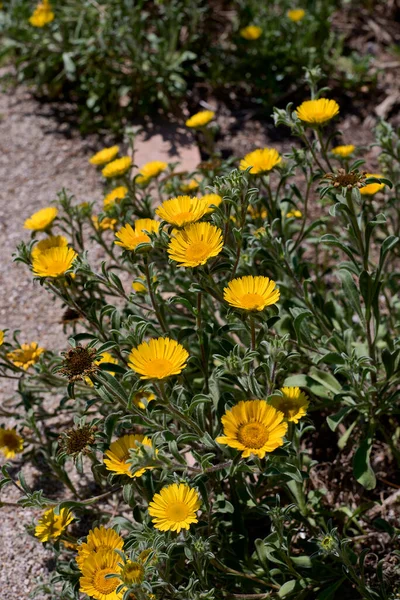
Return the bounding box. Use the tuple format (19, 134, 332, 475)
(166, 501, 190, 523)
(2, 433, 20, 450)
(238, 422, 269, 449)
(145, 358, 173, 378)
(186, 241, 210, 262)
(93, 568, 118, 595)
(239, 293, 265, 310)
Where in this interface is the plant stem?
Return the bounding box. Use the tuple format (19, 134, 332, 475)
(143, 255, 168, 334)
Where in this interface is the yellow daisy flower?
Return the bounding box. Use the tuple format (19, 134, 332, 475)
(0, 330, 5, 346)
(132, 275, 157, 293)
(104, 434, 156, 478)
(240, 148, 282, 174)
(360, 173, 386, 195)
(76, 526, 124, 571)
(32, 246, 77, 278)
(148, 482, 201, 533)
(128, 337, 189, 380)
(29, 0, 54, 27)
(200, 193, 223, 214)
(24, 207, 58, 231)
(269, 387, 309, 423)
(168, 221, 223, 268)
(185, 110, 215, 128)
(136, 160, 168, 184)
(295, 98, 340, 125)
(35, 507, 74, 542)
(103, 186, 128, 210)
(240, 25, 262, 40)
(7, 342, 44, 370)
(216, 399, 288, 458)
(180, 178, 200, 192)
(115, 219, 160, 251)
(0, 428, 24, 459)
(31, 235, 69, 259)
(287, 8, 306, 22)
(156, 195, 209, 227)
(89, 145, 120, 166)
(79, 549, 122, 600)
(286, 209, 303, 218)
(331, 144, 355, 158)
(223, 275, 280, 311)
(248, 204, 268, 220)
(120, 560, 145, 585)
(92, 215, 118, 231)
(102, 156, 132, 178)
(133, 390, 156, 409)
(85, 352, 118, 386)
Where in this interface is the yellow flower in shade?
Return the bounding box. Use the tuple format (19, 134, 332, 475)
(156, 195, 209, 227)
(295, 98, 340, 125)
(0, 330, 4, 346)
(89, 145, 120, 166)
(32, 246, 77, 278)
(104, 434, 155, 478)
(240, 25, 262, 40)
(121, 560, 145, 585)
(132, 275, 157, 293)
(223, 275, 280, 311)
(185, 110, 215, 128)
(287, 8, 306, 22)
(180, 179, 200, 192)
(76, 526, 124, 571)
(200, 193, 223, 214)
(35, 507, 74, 542)
(133, 390, 156, 409)
(79, 550, 122, 600)
(92, 215, 118, 231)
(24, 207, 58, 231)
(331, 144, 355, 158)
(7, 342, 44, 370)
(216, 399, 288, 458)
(248, 204, 268, 220)
(86, 352, 118, 386)
(168, 221, 223, 267)
(360, 173, 386, 195)
(240, 148, 282, 174)
(0, 428, 24, 459)
(137, 161, 168, 184)
(148, 482, 201, 533)
(115, 219, 160, 251)
(286, 209, 303, 218)
(29, 0, 54, 27)
(102, 156, 132, 178)
(128, 337, 189, 380)
(103, 186, 128, 209)
(31, 235, 69, 259)
(269, 387, 309, 423)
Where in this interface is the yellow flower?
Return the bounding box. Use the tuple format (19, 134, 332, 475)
(104, 434, 155, 478)
(32, 246, 77, 278)
(137, 161, 168, 184)
(223, 275, 280, 311)
(148, 482, 201, 533)
(31, 235, 69, 259)
(85, 352, 118, 386)
(128, 337, 189, 380)
(121, 560, 145, 585)
(248, 204, 268, 220)
(115, 219, 160, 251)
(216, 399, 288, 458)
(35, 507, 74, 542)
(76, 526, 124, 571)
(92, 215, 118, 231)
(200, 193, 223, 214)
(360, 173, 386, 195)
(185, 110, 215, 128)
(180, 178, 200, 192)
(269, 387, 309, 423)
(0, 330, 4, 346)
(103, 186, 128, 210)
(331, 144, 355, 158)
(156, 195, 209, 227)
(240, 25, 262, 40)
(132, 275, 157, 293)
(79, 549, 122, 600)
(295, 98, 340, 125)
(240, 148, 282, 174)
(0, 428, 24, 459)
(89, 145, 120, 166)
(168, 221, 223, 267)
(287, 8, 306, 22)
(286, 209, 303, 218)
(29, 0, 54, 27)
(7, 342, 44, 370)
(102, 156, 132, 178)
(24, 207, 58, 231)
(133, 390, 156, 409)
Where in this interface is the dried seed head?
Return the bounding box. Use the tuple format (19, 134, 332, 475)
(60, 345, 98, 382)
(323, 168, 367, 190)
(59, 424, 97, 457)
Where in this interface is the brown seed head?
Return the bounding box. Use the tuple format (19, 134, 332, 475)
(59, 424, 97, 457)
(60, 345, 98, 381)
(324, 168, 367, 190)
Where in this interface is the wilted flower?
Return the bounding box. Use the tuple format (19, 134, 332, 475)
(60, 345, 98, 382)
(58, 424, 98, 458)
(324, 168, 366, 190)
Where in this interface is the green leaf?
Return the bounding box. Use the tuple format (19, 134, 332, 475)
(317, 578, 346, 600)
(338, 420, 357, 450)
(327, 406, 353, 431)
(379, 235, 399, 268)
(353, 438, 376, 490)
(339, 270, 364, 322)
(279, 580, 301, 597)
(309, 367, 342, 394)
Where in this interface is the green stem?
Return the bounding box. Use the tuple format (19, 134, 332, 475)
(143, 255, 168, 334)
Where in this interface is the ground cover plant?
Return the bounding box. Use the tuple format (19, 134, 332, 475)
(0, 70, 400, 599)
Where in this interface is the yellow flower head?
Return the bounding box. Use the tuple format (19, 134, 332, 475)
(79, 549, 122, 600)
(223, 275, 280, 311)
(0, 428, 24, 459)
(240, 148, 282, 174)
(200, 193, 223, 214)
(7, 342, 44, 370)
(103, 186, 128, 210)
(133, 390, 156, 409)
(331, 144, 355, 158)
(128, 337, 189, 380)
(286, 209, 303, 218)
(89, 145, 120, 166)
(269, 387, 309, 423)
(121, 560, 145, 585)
(104, 434, 156, 478)
(92, 215, 118, 231)
(185, 110, 215, 128)
(24, 207, 58, 231)
(85, 352, 118, 386)
(216, 399, 288, 458)
(32, 246, 77, 278)
(132, 275, 156, 293)
(137, 160, 168, 184)
(31, 235, 69, 259)
(180, 178, 200, 193)
(295, 98, 340, 125)
(156, 195, 209, 227)
(287, 8, 306, 22)
(35, 507, 74, 542)
(168, 221, 223, 268)
(0, 330, 4, 346)
(102, 156, 132, 178)
(115, 219, 160, 251)
(148, 482, 201, 533)
(29, 1, 54, 27)
(240, 25, 262, 40)
(76, 526, 124, 571)
(360, 173, 386, 195)
(248, 204, 268, 220)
